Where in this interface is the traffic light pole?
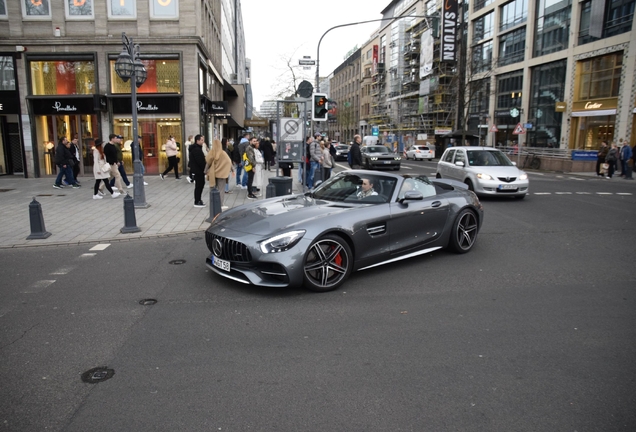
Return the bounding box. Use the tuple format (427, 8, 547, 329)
(315, 15, 433, 92)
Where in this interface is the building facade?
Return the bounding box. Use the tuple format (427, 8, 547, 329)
(0, 0, 248, 179)
(328, 48, 361, 143)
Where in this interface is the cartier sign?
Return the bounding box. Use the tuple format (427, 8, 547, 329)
(572, 98, 616, 112)
(584, 102, 603, 109)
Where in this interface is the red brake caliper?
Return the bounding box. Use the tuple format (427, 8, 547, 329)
(333, 245, 342, 267)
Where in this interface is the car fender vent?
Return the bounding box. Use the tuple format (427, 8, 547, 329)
(367, 224, 386, 236)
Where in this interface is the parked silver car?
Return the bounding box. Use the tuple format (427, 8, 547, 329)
(436, 147, 529, 199)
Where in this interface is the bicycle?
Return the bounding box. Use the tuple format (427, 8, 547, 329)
(522, 153, 541, 170)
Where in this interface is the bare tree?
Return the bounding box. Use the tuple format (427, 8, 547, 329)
(265, 47, 314, 118)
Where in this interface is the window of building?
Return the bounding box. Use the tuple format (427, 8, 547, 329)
(474, 0, 495, 12)
(500, 0, 527, 31)
(30, 59, 96, 95)
(22, 0, 51, 19)
(473, 12, 494, 42)
(496, 70, 523, 109)
(0, 57, 15, 90)
(579, 0, 634, 44)
(528, 60, 566, 147)
(65, 0, 94, 19)
(472, 41, 493, 73)
(0, 0, 7, 18)
(150, 0, 178, 19)
(498, 27, 526, 66)
(577, 52, 622, 100)
(468, 78, 491, 114)
(108, 0, 136, 18)
(534, 0, 571, 57)
(109, 59, 181, 94)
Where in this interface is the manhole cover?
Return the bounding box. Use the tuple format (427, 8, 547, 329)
(0, 189, 14, 192)
(81, 367, 115, 384)
(139, 298, 157, 306)
(169, 259, 186, 265)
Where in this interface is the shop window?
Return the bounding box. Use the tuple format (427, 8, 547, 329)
(534, 0, 571, 57)
(576, 52, 623, 100)
(528, 60, 566, 147)
(150, 0, 178, 18)
(496, 70, 523, 110)
(110, 59, 181, 94)
(473, 12, 494, 43)
(498, 27, 526, 66)
(0, 57, 15, 91)
(65, 0, 94, 19)
(30, 60, 96, 95)
(108, 0, 136, 18)
(22, 0, 51, 19)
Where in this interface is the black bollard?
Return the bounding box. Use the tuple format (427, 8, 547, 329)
(266, 182, 276, 198)
(26, 197, 52, 240)
(120, 193, 141, 233)
(205, 188, 222, 223)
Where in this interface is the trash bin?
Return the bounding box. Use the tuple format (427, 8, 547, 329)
(269, 176, 293, 197)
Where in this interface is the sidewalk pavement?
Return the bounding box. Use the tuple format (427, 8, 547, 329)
(0, 169, 304, 249)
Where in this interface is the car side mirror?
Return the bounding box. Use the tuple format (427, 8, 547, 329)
(399, 190, 423, 203)
(455, 161, 465, 167)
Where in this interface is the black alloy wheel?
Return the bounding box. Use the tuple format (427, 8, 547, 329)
(448, 209, 478, 254)
(303, 234, 353, 292)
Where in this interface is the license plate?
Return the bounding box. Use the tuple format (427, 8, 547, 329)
(383, 161, 391, 164)
(212, 256, 230, 272)
(498, 184, 517, 190)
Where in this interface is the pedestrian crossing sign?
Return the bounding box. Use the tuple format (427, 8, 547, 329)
(489, 124, 499, 132)
(512, 123, 526, 135)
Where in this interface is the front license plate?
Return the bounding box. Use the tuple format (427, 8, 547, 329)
(212, 256, 230, 272)
(383, 161, 391, 164)
(498, 184, 517, 190)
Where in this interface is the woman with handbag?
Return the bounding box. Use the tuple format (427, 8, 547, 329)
(92, 139, 120, 199)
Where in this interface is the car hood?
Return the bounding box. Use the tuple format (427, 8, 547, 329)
(366, 151, 393, 156)
(468, 166, 524, 177)
(211, 194, 366, 236)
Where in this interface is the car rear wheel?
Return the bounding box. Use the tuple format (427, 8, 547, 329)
(303, 234, 353, 292)
(448, 209, 478, 254)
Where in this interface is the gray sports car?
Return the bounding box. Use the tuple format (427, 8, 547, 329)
(205, 170, 483, 292)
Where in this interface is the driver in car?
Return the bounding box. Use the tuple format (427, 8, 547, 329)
(357, 178, 378, 199)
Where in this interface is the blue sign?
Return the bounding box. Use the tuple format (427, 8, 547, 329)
(524, 123, 533, 129)
(372, 126, 379, 136)
(571, 150, 598, 161)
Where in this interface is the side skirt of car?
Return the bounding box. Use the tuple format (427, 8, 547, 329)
(356, 246, 443, 271)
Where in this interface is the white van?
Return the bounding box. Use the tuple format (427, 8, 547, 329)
(362, 136, 379, 147)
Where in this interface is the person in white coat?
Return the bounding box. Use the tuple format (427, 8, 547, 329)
(92, 139, 120, 199)
(253, 140, 265, 195)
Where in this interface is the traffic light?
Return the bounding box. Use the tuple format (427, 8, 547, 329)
(312, 93, 329, 121)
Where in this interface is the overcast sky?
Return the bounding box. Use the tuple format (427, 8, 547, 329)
(241, 0, 391, 110)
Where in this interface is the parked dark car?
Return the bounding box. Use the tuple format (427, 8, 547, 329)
(361, 145, 401, 170)
(205, 170, 483, 292)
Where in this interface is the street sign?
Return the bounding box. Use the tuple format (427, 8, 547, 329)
(299, 59, 316, 66)
(279, 117, 303, 141)
(490, 124, 499, 132)
(524, 123, 533, 129)
(297, 80, 313, 98)
(512, 122, 526, 135)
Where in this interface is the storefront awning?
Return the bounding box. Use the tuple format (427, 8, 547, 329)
(571, 109, 617, 117)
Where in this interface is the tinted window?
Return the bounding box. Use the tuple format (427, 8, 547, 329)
(454, 150, 466, 164)
(467, 150, 514, 166)
(367, 146, 391, 153)
(443, 149, 455, 162)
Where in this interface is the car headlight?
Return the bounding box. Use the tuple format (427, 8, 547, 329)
(394, 157, 401, 161)
(519, 173, 528, 180)
(476, 173, 493, 180)
(260, 230, 305, 254)
(371, 157, 378, 161)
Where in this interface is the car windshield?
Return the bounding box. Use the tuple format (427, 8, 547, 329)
(366, 146, 391, 153)
(336, 145, 348, 150)
(467, 150, 513, 166)
(397, 176, 437, 200)
(312, 173, 397, 204)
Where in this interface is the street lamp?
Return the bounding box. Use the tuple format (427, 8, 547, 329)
(115, 32, 148, 208)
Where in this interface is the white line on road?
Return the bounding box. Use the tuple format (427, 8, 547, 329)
(23, 280, 56, 294)
(534, 192, 552, 195)
(51, 266, 75, 275)
(576, 192, 591, 194)
(401, 166, 412, 169)
(616, 192, 633, 195)
(555, 192, 572, 194)
(90, 244, 111, 251)
(596, 192, 613, 195)
(80, 253, 96, 258)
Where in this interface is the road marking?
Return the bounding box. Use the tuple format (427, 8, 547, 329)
(617, 192, 633, 195)
(401, 166, 412, 169)
(23, 280, 56, 294)
(51, 266, 75, 275)
(90, 244, 110, 251)
(80, 253, 96, 258)
(534, 192, 552, 195)
(555, 192, 572, 194)
(596, 192, 613, 195)
(576, 192, 591, 194)
(568, 177, 585, 181)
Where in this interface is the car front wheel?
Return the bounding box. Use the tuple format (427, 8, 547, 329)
(303, 234, 353, 292)
(448, 209, 478, 254)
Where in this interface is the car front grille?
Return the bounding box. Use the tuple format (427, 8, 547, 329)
(206, 231, 252, 262)
(497, 177, 517, 183)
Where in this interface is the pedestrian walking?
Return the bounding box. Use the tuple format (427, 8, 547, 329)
(350, 134, 363, 169)
(53, 137, 80, 189)
(103, 134, 125, 192)
(190, 134, 207, 207)
(245, 137, 258, 199)
(253, 141, 265, 195)
(92, 139, 120, 199)
(109, 136, 132, 189)
(70, 136, 81, 184)
(620, 141, 633, 180)
(596, 140, 609, 177)
(605, 142, 619, 179)
(205, 138, 233, 209)
(262, 137, 273, 171)
(160, 135, 180, 179)
(184, 135, 194, 183)
(237, 132, 250, 189)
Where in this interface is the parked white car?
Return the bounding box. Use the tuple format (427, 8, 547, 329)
(436, 147, 529, 199)
(405, 145, 434, 161)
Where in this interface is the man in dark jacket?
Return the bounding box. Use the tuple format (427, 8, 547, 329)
(103, 134, 125, 193)
(350, 134, 363, 169)
(191, 134, 208, 207)
(53, 137, 80, 189)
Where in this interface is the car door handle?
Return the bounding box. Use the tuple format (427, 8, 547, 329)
(431, 201, 441, 208)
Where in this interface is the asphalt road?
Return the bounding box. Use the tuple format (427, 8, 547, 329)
(1, 164, 635, 431)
